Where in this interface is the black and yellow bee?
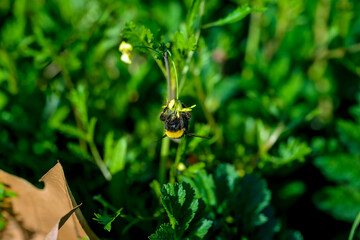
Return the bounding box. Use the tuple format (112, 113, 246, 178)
(159, 99, 209, 140)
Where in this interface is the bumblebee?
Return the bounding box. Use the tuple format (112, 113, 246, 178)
(159, 99, 209, 140)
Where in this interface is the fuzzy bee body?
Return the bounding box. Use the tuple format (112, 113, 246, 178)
(160, 102, 191, 139)
(159, 99, 209, 140)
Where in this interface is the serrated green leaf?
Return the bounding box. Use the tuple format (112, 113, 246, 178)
(232, 174, 271, 231)
(154, 182, 212, 239)
(315, 154, 360, 187)
(172, 31, 196, 54)
(314, 186, 360, 222)
(122, 22, 153, 47)
(253, 207, 280, 240)
(202, 5, 266, 29)
(161, 182, 198, 230)
(214, 164, 238, 209)
(262, 137, 311, 167)
(192, 219, 212, 238)
(149, 223, 175, 240)
(93, 208, 122, 232)
(181, 169, 217, 207)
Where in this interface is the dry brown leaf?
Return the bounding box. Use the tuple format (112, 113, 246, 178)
(45, 204, 81, 240)
(0, 162, 98, 240)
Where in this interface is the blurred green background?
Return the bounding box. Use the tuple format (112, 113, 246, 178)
(1, 0, 360, 239)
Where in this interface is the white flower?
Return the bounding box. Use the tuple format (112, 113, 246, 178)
(118, 41, 133, 64)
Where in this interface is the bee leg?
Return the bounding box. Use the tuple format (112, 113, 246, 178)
(154, 134, 167, 142)
(186, 133, 210, 139)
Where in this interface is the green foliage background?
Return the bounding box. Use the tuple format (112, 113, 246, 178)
(1, 0, 360, 239)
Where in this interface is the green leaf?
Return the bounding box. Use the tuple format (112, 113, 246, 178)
(262, 137, 311, 167)
(181, 170, 217, 207)
(186, 0, 205, 36)
(172, 31, 197, 54)
(0, 91, 8, 110)
(233, 174, 271, 230)
(181, 162, 206, 178)
(87, 117, 97, 141)
(314, 186, 360, 222)
(148, 223, 175, 240)
(337, 119, 360, 154)
(122, 22, 154, 47)
(152, 182, 212, 239)
(68, 85, 88, 129)
(202, 5, 266, 29)
(278, 181, 306, 200)
(93, 208, 123, 232)
(103, 131, 115, 165)
(349, 211, 360, 240)
(109, 136, 128, 174)
(56, 124, 88, 140)
(161, 182, 198, 230)
(214, 163, 238, 209)
(103, 132, 128, 175)
(315, 154, 360, 187)
(67, 143, 92, 161)
(48, 105, 71, 128)
(150, 179, 161, 200)
(209, 164, 279, 238)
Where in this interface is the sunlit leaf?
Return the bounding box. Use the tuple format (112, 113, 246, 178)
(202, 5, 266, 29)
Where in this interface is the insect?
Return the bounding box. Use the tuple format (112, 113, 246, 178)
(159, 99, 209, 140)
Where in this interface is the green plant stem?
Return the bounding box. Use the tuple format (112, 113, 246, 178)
(136, 38, 167, 79)
(58, 60, 88, 151)
(245, 0, 263, 64)
(164, 51, 174, 100)
(159, 51, 178, 185)
(134, 45, 161, 54)
(349, 211, 360, 240)
(159, 137, 170, 184)
(259, 122, 285, 155)
(89, 141, 112, 181)
(169, 138, 187, 184)
(179, 0, 205, 93)
(167, 50, 179, 99)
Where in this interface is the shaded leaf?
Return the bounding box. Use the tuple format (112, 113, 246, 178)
(262, 137, 311, 167)
(314, 185, 360, 222)
(315, 154, 360, 187)
(148, 223, 175, 240)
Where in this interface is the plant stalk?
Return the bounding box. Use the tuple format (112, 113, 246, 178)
(89, 141, 112, 181)
(159, 137, 170, 185)
(164, 51, 175, 100)
(170, 138, 187, 184)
